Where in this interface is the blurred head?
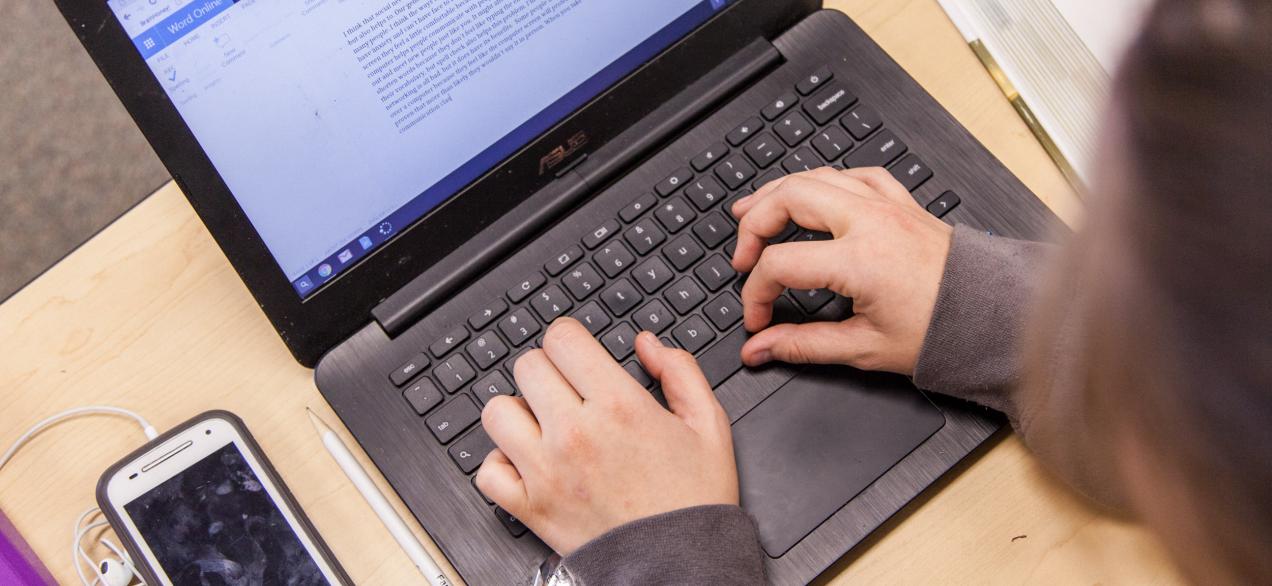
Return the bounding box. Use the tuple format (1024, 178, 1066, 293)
(1030, 0, 1272, 582)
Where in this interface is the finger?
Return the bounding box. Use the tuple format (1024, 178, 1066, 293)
(732, 176, 863, 273)
(475, 449, 529, 517)
(741, 240, 853, 331)
(513, 348, 582, 423)
(740, 319, 880, 368)
(842, 167, 915, 207)
(634, 333, 726, 435)
(542, 318, 640, 401)
(481, 395, 541, 466)
(730, 166, 833, 219)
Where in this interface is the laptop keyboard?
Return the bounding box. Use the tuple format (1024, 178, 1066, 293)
(386, 66, 962, 537)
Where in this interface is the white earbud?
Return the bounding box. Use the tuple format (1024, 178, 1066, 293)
(97, 557, 135, 586)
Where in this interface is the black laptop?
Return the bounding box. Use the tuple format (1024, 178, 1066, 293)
(59, 0, 1058, 582)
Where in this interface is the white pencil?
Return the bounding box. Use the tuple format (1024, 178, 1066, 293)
(307, 408, 453, 586)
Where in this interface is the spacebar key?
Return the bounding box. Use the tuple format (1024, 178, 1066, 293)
(698, 327, 748, 388)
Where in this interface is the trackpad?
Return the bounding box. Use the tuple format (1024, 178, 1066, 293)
(732, 366, 946, 557)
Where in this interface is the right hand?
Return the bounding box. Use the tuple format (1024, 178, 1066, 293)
(730, 167, 954, 376)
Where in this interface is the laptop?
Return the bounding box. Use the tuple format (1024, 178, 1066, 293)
(59, 0, 1059, 582)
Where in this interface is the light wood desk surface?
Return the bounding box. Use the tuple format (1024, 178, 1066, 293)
(1, 0, 1183, 583)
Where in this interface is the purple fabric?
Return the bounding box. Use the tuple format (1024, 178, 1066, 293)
(0, 508, 55, 586)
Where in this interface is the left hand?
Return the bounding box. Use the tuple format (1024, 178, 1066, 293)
(475, 318, 739, 556)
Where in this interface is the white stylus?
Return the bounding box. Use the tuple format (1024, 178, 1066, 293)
(307, 408, 453, 586)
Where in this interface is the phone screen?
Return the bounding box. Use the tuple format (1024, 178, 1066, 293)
(122, 442, 330, 585)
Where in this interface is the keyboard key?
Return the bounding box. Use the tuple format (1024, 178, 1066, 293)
(774, 112, 816, 147)
(595, 240, 637, 277)
(507, 272, 546, 304)
(804, 81, 858, 125)
(664, 277, 707, 315)
(429, 327, 470, 359)
(656, 168, 694, 197)
(624, 218, 666, 256)
(546, 245, 583, 276)
(426, 396, 480, 443)
(684, 176, 726, 211)
(571, 301, 612, 335)
(770, 221, 799, 244)
(697, 326, 748, 388)
(583, 220, 621, 250)
(844, 129, 908, 169)
(672, 316, 717, 353)
(632, 300, 675, 334)
(791, 288, 835, 314)
(620, 193, 658, 223)
(726, 117, 763, 146)
(601, 279, 643, 316)
(663, 235, 705, 272)
(531, 285, 573, 323)
(927, 191, 961, 218)
(469, 299, 508, 330)
(703, 293, 743, 330)
(811, 126, 853, 161)
(888, 153, 933, 192)
(842, 104, 883, 140)
(601, 323, 639, 360)
(753, 168, 785, 191)
(692, 212, 735, 249)
(623, 361, 655, 389)
(761, 92, 798, 121)
(694, 255, 737, 292)
(449, 426, 496, 474)
(495, 507, 528, 538)
(793, 229, 832, 243)
(781, 146, 821, 174)
(498, 308, 541, 346)
(403, 377, 444, 415)
(796, 66, 833, 96)
(691, 142, 729, 171)
(466, 331, 509, 370)
(744, 132, 786, 168)
(562, 262, 605, 300)
(434, 354, 477, 393)
(715, 154, 757, 190)
(472, 371, 517, 405)
(632, 256, 675, 294)
(654, 197, 697, 234)
(773, 296, 806, 325)
(391, 353, 430, 387)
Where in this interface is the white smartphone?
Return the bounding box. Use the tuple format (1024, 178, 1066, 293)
(97, 411, 351, 585)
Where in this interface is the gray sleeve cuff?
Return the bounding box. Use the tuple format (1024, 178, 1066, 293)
(913, 225, 1053, 415)
(558, 504, 765, 586)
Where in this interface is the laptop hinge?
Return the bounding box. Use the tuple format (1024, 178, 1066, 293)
(574, 37, 782, 189)
(373, 37, 781, 337)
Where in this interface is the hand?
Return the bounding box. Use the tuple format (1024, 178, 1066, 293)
(475, 318, 738, 556)
(731, 167, 953, 375)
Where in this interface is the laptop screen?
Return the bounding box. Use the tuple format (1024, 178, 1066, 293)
(105, 0, 733, 298)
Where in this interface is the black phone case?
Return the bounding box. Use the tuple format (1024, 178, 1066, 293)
(96, 410, 353, 585)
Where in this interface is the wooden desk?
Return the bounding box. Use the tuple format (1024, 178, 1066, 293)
(0, 1, 1182, 583)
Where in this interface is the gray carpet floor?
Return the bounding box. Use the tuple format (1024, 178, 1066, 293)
(0, 2, 169, 302)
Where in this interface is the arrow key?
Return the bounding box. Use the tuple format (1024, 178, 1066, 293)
(468, 299, 508, 329)
(430, 326, 470, 358)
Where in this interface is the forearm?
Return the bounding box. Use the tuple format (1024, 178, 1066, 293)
(553, 504, 765, 585)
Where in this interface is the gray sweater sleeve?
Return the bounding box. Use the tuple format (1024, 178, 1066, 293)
(555, 505, 765, 585)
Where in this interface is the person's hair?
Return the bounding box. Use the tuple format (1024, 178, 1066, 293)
(1032, 0, 1272, 582)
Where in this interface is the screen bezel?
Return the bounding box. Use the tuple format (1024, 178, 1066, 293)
(103, 415, 344, 585)
(54, 0, 819, 366)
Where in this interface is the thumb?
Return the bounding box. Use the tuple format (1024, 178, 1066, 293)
(634, 332, 727, 435)
(740, 318, 879, 368)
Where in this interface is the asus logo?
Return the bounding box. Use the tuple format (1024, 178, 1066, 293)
(539, 131, 589, 175)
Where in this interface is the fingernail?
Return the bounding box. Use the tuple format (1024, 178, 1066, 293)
(752, 350, 772, 365)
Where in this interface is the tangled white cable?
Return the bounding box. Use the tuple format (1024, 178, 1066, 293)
(1, 405, 159, 586)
